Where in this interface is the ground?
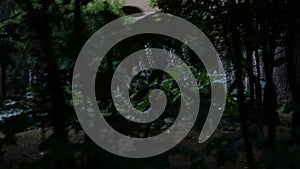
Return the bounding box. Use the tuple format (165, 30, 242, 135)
(2, 113, 292, 168)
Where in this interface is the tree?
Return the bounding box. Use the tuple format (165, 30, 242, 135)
(152, 0, 291, 168)
(21, 0, 68, 140)
(287, 0, 300, 134)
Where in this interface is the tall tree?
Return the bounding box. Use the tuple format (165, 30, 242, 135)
(23, 0, 67, 140)
(232, 27, 255, 168)
(287, 0, 300, 133)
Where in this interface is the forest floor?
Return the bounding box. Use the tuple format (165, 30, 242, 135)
(1, 126, 247, 169)
(2, 126, 246, 169)
(1, 113, 292, 169)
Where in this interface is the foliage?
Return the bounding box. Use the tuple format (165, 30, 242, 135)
(152, 0, 299, 168)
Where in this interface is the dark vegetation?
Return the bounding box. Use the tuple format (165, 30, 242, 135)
(0, 0, 300, 168)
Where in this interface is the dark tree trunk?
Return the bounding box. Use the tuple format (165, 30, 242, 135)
(258, 3, 280, 163)
(232, 28, 255, 169)
(24, 1, 67, 140)
(262, 35, 278, 150)
(1, 64, 6, 100)
(287, 0, 300, 133)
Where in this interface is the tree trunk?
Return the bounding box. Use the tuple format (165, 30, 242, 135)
(262, 34, 278, 150)
(24, 1, 67, 140)
(272, 46, 292, 104)
(287, 0, 300, 133)
(254, 49, 262, 107)
(1, 64, 6, 100)
(245, 43, 255, 108)
(232, 28, 255, 169)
